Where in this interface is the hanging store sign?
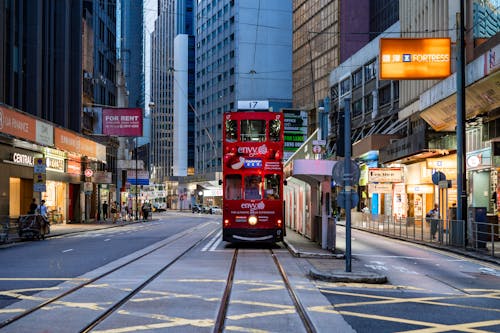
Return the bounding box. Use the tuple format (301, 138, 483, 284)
(92, 171, 112, 184)
(46, 156, 65, 172)
(368, 183, 393, 194)
(368, 167, 403, 183)
(126, 170, 150, 186)
(102, 108, 143, 137)
(379, 38, 451, 80)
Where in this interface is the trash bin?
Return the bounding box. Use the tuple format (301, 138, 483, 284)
(327, 216, 336, 250)
(449, 207, 464, 246)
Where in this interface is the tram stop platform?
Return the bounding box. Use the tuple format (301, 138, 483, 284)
(283, 227, 387, 284)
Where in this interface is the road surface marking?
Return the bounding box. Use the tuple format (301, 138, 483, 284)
(62, 249, 73, 253)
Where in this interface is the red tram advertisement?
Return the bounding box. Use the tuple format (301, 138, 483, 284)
(222, 109, 285, 242)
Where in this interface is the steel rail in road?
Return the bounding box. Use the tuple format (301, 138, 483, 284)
(0, 222, 216, 331)
(214, 248, 316, 333)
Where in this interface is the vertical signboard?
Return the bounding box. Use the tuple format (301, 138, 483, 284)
(283, 109, 308, 160)
(33, 157, 47, 192)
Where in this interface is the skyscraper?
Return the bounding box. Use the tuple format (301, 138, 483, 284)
(194, 0, 292, 179)
(151, 0, 195, 184)
(0, 0, 83, 132)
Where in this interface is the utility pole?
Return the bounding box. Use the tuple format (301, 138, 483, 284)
(456, 2, 467, 246)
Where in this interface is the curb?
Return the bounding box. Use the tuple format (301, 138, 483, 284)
(309, 267, 388, 284)
(283, 239, 343, 259)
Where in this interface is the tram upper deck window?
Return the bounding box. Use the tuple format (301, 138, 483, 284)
(225, 119, 237, 142)
(269, 119, 281, 142)
(240, 120, 266, 142)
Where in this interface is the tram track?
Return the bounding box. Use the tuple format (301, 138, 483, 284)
(214, 247, 316, 333)
(0, 222, 216, 331)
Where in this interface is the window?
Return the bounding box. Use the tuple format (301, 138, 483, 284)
(269, 119, 281, 142)
(340, 78, 350, 95)
(352, 99, 362, 117)
(240, 120, 266, 142)
(225, 174, 242, 200)
(245, 175, 262, 200)
(352, 70, 362, 88)
(365, 94, 373, 111)
(365, 61, 376, 81)
(264, 174, 280, 199)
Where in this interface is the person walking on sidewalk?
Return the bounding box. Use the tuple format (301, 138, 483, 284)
(102, 201, 108, 221)
(110, 201, 118, 223)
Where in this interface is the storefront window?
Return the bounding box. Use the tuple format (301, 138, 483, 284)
(44, 181, 66, 223)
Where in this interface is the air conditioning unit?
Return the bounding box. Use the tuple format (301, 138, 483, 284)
(83, 72, 92, 79)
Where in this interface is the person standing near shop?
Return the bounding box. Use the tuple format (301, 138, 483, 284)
(28, 198, 38, 214)
(102, 201, 109, 221)
(426, 204, 439, 240)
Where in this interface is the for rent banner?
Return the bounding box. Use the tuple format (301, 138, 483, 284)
(102, 108, 143, 137)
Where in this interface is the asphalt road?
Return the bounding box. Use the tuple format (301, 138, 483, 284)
(0, 214, 209, 309)
(1, 214, 499, 332)
(319, 226, 500, 332)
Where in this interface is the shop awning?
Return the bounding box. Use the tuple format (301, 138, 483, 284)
(420, 69, 500, 131)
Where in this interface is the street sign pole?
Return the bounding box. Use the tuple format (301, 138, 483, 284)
(343, 97, 352, 272)
(135, 137, 139, 220)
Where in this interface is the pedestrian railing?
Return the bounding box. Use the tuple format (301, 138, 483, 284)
(350, 212, 499, 259)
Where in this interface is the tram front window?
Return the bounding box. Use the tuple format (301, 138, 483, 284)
(244, 175, 262, 200)
(225, 174, 242, 200)
(264, 174, 280, 199)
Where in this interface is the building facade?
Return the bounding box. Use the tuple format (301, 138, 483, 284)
(0, 0, 83, 132)
(194, 0, 293, 180)
(334, 1, 500, 221)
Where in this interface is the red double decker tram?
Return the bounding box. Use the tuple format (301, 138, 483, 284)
(222, 110, 285, 242)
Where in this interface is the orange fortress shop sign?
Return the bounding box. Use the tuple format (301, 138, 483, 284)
(379, 38, 451, 80)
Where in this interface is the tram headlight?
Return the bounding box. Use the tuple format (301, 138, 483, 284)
(248, 216, 258, 225)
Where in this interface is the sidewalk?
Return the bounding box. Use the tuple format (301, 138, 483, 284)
(282, 227, 388, 283)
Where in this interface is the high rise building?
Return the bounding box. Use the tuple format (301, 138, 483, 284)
(0, 0, 83, 132)
(194, 0, 292, 179)
(151, 0, 195, 184)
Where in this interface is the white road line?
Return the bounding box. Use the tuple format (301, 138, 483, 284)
(202, 230, 222, 252)
(104, 238, 111, 242)
(209, 236, 222, 252)
(62, 249, 73, 253)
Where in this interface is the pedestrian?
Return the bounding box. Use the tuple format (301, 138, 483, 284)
(102, 201, 108, 221)
(121, 202, 128, 221)
(426, 204, 439, 240)
(110, 201, 118, 223)
(142, 202, 149, 220)
(28, 198, 38, 214)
